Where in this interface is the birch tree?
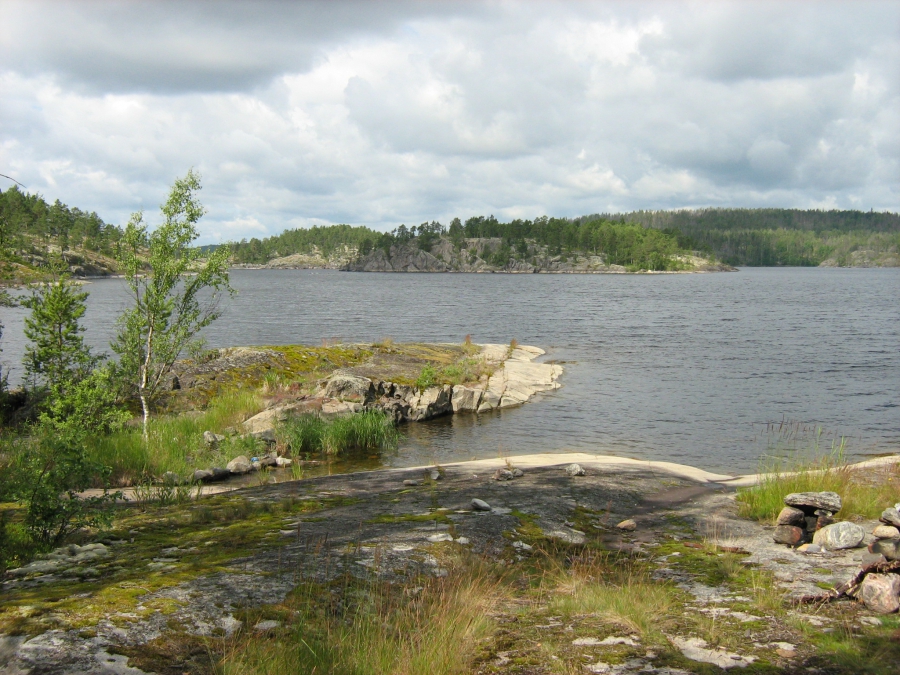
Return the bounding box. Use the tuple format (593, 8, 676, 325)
(112, 170, 232, 436)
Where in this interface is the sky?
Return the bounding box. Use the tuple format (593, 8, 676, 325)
(1, 0, 898, 244)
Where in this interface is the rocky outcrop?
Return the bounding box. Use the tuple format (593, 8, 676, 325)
(343, 237, 735, 274)
(239, 343, 563, 435)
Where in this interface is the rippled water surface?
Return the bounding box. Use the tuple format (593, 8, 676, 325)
(2, 268, 898, 472)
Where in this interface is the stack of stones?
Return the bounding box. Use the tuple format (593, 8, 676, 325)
(866, 504, 900, 563)
(773, 491, 843, 547)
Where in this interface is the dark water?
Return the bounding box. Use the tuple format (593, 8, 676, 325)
(2, 268, 898, 472)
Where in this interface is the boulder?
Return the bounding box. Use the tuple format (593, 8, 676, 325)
(880, 507, 900, 528)
(322, 374, 375, 403)
(451, 386, 482, 413)
(873, 525, 900, 539)
(857, 574, 900, 614)
(776, 507, 806, 526)
(773, 525, 805, 546)
(408, 385, 453, 422)
(565, 463, 586, 477)
(226, 455, 253, 475)
(812, 521, 866, 550)
(471, 499, 492, 512)
(476, 390, 501, 413)
(783, 491, 842, 514)
(193, 469, 214, 483)
(869, 539, 900, 561)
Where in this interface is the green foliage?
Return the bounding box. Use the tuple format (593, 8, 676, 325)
(22, 267, 96, 390)
(415, 364, 439, 390)
(112, 169, 234, 432)
(415, 357, 491, 390)
(0, 185, 122, 256)
(38, 365, 129, 436)
(278, 411, 398, 457)
(231, 223, 379, 264)
(6, 434, 120, 546)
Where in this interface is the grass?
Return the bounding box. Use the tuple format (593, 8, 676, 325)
(220, 563, 501, 675)
(736, 428, 899, 521)
(85, 389, 265, 485)
(547, 551, 676, 642)
(414, 356, 495, 391)
(277, 411, 398, 457)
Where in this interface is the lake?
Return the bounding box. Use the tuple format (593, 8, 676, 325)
(2, 267, 898, 473)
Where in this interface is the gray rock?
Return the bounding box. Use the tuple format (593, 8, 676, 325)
(476, 390, 501, 412)
(227, 455, 253, 475)
(869, 538, 900, 561)
(403, 479, 420, 487)
(511, 468, 524, 478)
(857, 574, 900, 614)
(812, 521, 866, 550)
(861, 552, 887, 567)
(161, 471, 182, 485)
(430, 468, 442, 481)
(784, 491, 842, 514)
(322, 374, 376, 403)
(203, 430, 225, 448)
(873, 525, 900, 539)
(211, 467, 232, 481)
(880, 507, 900, 528)
(451, 386, 483, 413)
(193, 469, 214, 483)
(250, 429, 277, 444)
(776, 506, 806, 526)
(773, 525, 804, 546)
(565, 463, 586, 477)
(471, 498, 491, 511)
(493, 469, 515, 481)
(255, 620, 281, 632)
(796, 543, 822, 554)
(408, 385, 453, 422)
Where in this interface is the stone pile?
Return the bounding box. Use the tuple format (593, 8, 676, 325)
(866, 504, 900, 564)
(192, 450, 292, 483)
(772, 491, 867, 549)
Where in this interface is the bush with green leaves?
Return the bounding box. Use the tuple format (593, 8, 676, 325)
(7, 433, 121, 546)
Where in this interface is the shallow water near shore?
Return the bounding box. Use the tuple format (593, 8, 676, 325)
(2, 267, 898, 472)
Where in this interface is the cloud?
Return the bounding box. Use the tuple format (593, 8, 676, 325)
(0, 0, 897, 243)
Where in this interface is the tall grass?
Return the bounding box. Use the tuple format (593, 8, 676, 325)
(221, 569, 500, 675)
(278, 411, 398, 457)
(85, 389, 264, 485)
(736, 424, 899, 522)
(548, 552, 675, 641)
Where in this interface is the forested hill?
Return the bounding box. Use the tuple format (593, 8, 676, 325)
(232, 208, 900, 268)
(581, 208, 900, 267)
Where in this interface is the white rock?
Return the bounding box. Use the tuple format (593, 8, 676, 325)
(565, 463, 586, 477)
(427, 533, 454, 543)
(471, 498, 491, 511)
(812, 521, 866, 550)
(670, 637, 755, 669)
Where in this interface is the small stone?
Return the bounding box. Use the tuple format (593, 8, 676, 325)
(226, 455, 253, 475)
(254, 620, 280, 632)
(455, 537, 470, 545)
(861, 552, 887, 566)
(775, 648, 796, 658)
(427, 533, 454, 543)
(616, 519, 637, 532)
(403, 479, 420, 487)
(192, 469, 214, 483)
(203, 430, 225, 448)
(492, 469, 514, 481)
(873, 525, 900, 539)
(430, 468, 442, 481)
(274, 456, 292, 467)
(879, 507, 900, 528)
(773, 525, 805, 546)
(471, 498, 492, 511)
(511, 468, 524, 477)
(813, 521, 866, 550)
(857, 573, 900, 614)
(816, 512, 835, 530)
(784, 491, 842, 514)
(512, 540, 533, 551)
(859, 616, 882, 626)
(796, 543, 822, 554)
(565, 463, 586, 477)
(868, 538, 900, 561)
(776, 506, 806, 526)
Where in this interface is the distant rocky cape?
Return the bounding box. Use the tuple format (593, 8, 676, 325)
(343, 238, 734, 274)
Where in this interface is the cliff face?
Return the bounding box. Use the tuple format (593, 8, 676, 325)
(343, 237, 734, 273)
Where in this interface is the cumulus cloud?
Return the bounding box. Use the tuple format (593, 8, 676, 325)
(0, 0, 897, 243)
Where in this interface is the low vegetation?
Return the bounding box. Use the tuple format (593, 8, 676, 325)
(277, 411, 398, 457)
(736, 424, 899, 521)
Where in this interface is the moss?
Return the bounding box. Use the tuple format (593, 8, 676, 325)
(366, 512, 452, 525)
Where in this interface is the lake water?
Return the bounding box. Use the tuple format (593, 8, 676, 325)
(2, 268, 898, 473)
